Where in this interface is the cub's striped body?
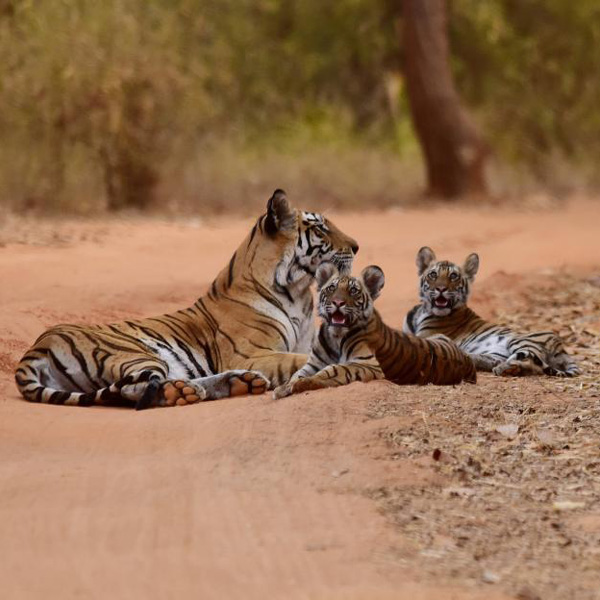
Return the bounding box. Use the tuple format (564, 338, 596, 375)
(403, 246, 580, 377)
(15, 190, 359, 409)
(274, 263, 476, 398)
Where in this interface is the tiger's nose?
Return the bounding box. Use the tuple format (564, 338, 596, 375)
(350, 242, 359, 255)
(436, 287, 447, 293)
(332, 299, 346, 308)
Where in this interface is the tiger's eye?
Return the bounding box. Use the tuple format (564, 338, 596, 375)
(427, 271, 437, 281)
(449, 272, 459, 281)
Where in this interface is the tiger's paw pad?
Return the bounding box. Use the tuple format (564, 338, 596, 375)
(228, 371, 269, 396)
(161, 381, 207, 406)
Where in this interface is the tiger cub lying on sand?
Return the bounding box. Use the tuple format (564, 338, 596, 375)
(403, 246, 580, 377)
(273, 263, 476, 398)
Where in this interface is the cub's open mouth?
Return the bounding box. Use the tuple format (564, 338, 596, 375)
(434, 296, 450, 308)
(330, 311, 348, 326)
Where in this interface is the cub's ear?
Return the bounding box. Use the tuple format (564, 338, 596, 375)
(265, 189, 296, 235)
(416, 246, 436, 275)
(463, 253, 479, 280)
(361, 265, 385, 300)
(316, 262, 339, 289)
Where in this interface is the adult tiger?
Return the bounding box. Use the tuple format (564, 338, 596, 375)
(403, 246, 580, 377)
(273, 263, 476, 398)
(15, 190, 359, 409)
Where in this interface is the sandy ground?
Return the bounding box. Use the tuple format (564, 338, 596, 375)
(0, 198, 599, 600)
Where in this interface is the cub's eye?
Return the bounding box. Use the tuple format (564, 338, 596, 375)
(349, 287, 360, 296)
(449, 272, 459, 281)
(427, 271, 438, 281)
(326, 284, 336, 294)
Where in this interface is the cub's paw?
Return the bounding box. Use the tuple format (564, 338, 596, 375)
(161, 380, 208, 407)
(272, 383, 293, 400)
(272, 377, 329, 400)
(228, 370, 269, 396)
(493, 361, 523, 377)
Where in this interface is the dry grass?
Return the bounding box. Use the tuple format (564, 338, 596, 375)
(367, 271, 600, 600)
(157, 143, 424, 215)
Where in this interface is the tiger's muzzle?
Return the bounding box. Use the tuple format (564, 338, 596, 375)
(429, 290, 457, 315)
(331, 252, 355, 275)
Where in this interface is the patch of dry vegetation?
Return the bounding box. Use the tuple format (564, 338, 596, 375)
(368, 271, 600, 600)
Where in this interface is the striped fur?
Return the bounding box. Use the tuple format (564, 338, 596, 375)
(403, 246, 580, 377)
(15, 190, 359, 409)
(273, 263, 476, 398)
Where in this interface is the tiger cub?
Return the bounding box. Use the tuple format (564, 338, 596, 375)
(273, 263, 476, 398)
(403, 246, 580, 377)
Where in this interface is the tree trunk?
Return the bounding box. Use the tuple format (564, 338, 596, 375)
(402, 0, 488, 198)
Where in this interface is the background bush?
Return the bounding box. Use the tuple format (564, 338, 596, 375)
(0, 0, 598, 214)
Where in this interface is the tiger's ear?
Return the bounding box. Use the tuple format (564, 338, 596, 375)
(416, 246, 436, 275)
(361, 265, 385, 300)
(463, 253, 479, 280)
(265, 189, 296, 236)
(316, 262, 339, 289)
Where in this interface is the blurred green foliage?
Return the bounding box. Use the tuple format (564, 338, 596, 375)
(451, 0, 600, 173)
(0, 0, 598, 212)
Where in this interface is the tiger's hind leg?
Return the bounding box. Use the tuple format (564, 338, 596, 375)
(156, 370, 269, 407)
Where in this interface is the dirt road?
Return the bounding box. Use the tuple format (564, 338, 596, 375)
(0, 198, 598, 599)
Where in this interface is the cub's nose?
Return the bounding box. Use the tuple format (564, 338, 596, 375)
(350, 242, 359, 255)
(332, 299, 346, 308)
(436, 287, 447, 293)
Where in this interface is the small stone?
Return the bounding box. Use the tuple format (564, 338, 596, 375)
(553, 501, 585, 511)
(516, 586, 542, 600)
(496, 423, 519, 439)
(482, 570, 500, 584)
(331, 468, 349, 478)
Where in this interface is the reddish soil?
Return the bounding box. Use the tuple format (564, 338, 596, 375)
(0, 198, 598, 600)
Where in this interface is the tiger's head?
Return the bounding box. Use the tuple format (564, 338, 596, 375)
(315, 262, 385, 330)
(416, 246, 479, 316)
(262, 190, 360, 289)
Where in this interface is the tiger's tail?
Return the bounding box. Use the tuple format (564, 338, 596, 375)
(15, 358, 161, 408)
(426, 335, 477, 385)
